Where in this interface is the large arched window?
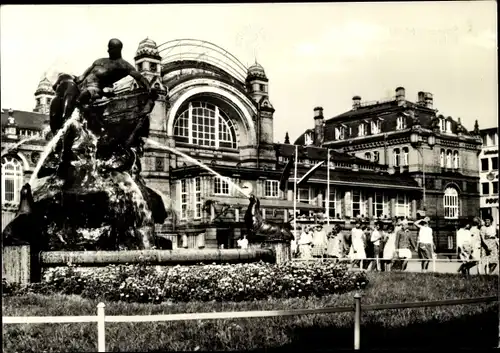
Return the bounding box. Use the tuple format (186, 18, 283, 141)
(173, 101, 237, 149)
(444, 187, 459, 219)
(1, 156, 23, 205)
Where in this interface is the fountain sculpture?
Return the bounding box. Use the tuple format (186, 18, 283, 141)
(2, 39, 168, 252)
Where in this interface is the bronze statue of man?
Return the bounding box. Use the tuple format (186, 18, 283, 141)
(75, 38, 152, 106)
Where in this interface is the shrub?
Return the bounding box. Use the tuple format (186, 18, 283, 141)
(10, 261, 368, 303)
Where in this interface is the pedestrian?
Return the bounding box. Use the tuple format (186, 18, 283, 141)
(311, 223, 328, 258)
(415, 217, 435, 272)
(480, 215, 498, 275)
(369, 222, 383, 271)
(394, 220, 415, 271)
(349, 220, 367, 269)
(326, 225, 342, 261)
(382, 224, 397, 272)
(298, 226, 313, 259)
(237, 234, 249, 250)
(456, 220, 473, 275)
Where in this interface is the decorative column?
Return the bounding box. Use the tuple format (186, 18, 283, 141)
(411, 199, 417, 219)
(344, 191, 352, 218)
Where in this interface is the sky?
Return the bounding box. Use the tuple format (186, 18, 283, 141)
(1, 3, 497, 142)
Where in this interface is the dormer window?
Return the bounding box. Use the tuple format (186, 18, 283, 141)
(446, 120, 452, 133)
(371, 120, 381, 134)
(36, 98, 41, 106)
(364, 152, 372, 161)
(396, 116, 406, 130)
(335, 126, 345, 140)
(137, 62, 143, 71)
(358, 123, 367, 137)
(304, 132, 314, 145)
(150, 63, 157, 72)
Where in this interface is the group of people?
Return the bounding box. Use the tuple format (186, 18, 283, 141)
(456, 215, 498, 275)
(292, 215, 499, 274)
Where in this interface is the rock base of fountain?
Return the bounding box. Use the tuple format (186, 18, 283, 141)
(3, 89, 169, 253)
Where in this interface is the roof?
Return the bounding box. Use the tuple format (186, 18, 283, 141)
(1, 109, 47, 130)
(207, 196, 323, 211)
(275, 143, 384, 166)
(293, 167, 420, 190)
(480, 127, 498, 135)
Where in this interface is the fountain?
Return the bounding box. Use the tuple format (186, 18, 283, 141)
(2, 39, 168, 254)
(2, 39, 292, 284)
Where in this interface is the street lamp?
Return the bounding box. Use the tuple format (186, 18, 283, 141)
(410, 131, 436, 212)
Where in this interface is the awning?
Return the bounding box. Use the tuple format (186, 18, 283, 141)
(206, 196, 324, 211)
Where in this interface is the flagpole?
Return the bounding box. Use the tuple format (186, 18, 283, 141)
(293, 145, 298, 238)
(327, 148, 330, 226)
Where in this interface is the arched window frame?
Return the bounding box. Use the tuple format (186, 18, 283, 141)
(440, 149, 445, 168)
(402, 147, 409, 166)
(446, 150, 452, 168)
(364, 152, 372, 161)
(1, 155, 24, 205)
(393, 148, 401, 167)
(173, 102, 238, 149)
(373, 151, 380, 163)
(444, 187, 459, 219)
(453, 150, 459, 169)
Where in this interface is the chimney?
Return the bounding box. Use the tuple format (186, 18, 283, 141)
(417, 91, 425, 105)
(352, 96, 361, 109)
(313, 106, 324, 147)
(424, 92, 433, 109)
(395, 87, 405, 106)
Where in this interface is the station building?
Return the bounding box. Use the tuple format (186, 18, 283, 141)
(294, 88, 483, 251)
(2, 38, 477, 252)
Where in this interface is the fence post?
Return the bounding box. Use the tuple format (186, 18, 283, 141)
(432, 253, 436, 273)
(354, 293, 362, 350)
(97, 302, 106, 353)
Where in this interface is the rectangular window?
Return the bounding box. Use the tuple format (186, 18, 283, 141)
(373, 151, 380, 163)
(326, 188, 342, 219)
(373, 192, 389, 218)
(493, 182, 498, 195)
(396, 194, 410, 218)
(264, 180, 279, 198)
(358, 123, 366, 136)
(397, 117, 406, 130)
(297, 187, 310, 203)
(393, 149, 400, 167)
(371, 120, 381, 134)
(214, 176, 229, 195)
(491, 157, 498, 170)
(194, 177, 202, 219)
(482, 182, 490, 195)
(180, 179, 188, 220)
(481, 158, 489, 171)
(150, 63, 157, 72)
(352, 190, 367, 218)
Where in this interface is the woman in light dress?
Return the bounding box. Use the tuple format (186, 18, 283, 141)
(298, 225, 313, 259)
(349, 220, 367, 268)
(381, 224, 397, 272)
(480, 215, 499, 275)
(326, 225, 343, 261)
(311, 223, 328, 258)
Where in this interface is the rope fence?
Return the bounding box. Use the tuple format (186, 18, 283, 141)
(3, 295, 497, 352)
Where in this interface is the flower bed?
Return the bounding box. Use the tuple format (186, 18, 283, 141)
(11, 261, 368, 303)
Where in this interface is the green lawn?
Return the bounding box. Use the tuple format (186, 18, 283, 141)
(2, 272, 498, 352)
